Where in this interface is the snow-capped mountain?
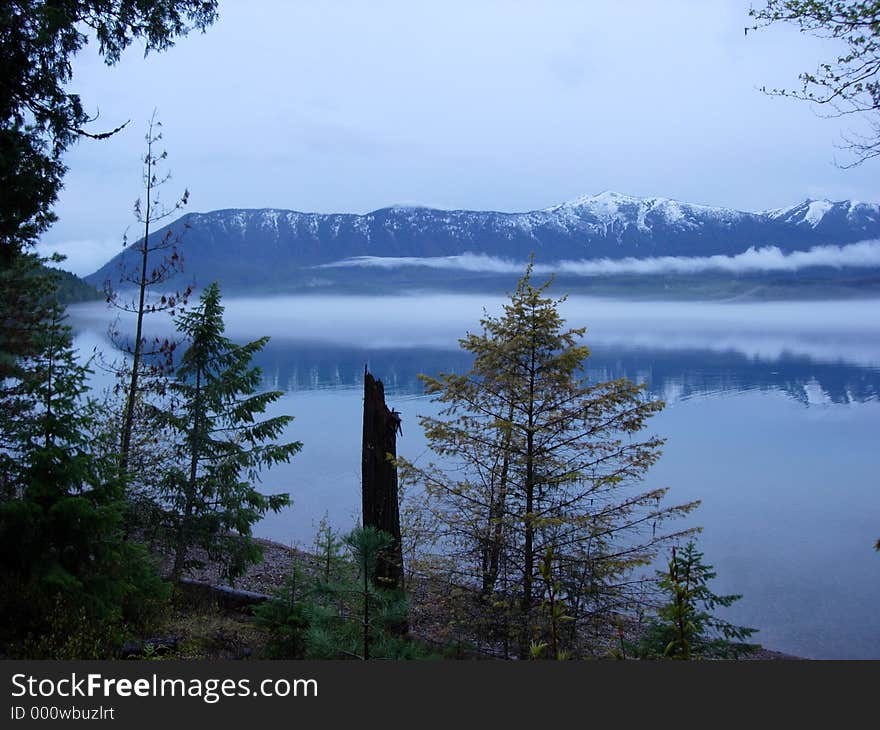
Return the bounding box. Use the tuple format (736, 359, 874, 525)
(764, 198, 880, 232)
(86, 192, 880, 292)
(546, 191, 747, 231)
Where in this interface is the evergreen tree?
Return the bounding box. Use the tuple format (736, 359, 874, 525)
(1, 2, 219, 521)
(313, 514, 346, 584)
(104, 113, 192, 478)
(1, 0, 218, 260)
(636, 541, 758, 660)
(253, 559, 313, 659)
(0, 291, 166, 656)
(0, 253, 58, 490)
(307, 526, 413, 660)
(345, 526, 401, 660)
(255, 524, 423, 660)
(157, 283, 300, 583)
(399, 263, 699, 658)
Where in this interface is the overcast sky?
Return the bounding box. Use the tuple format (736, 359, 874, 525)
(39, 0, 880, 274)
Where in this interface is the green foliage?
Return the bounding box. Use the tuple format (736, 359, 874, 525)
(49, 266, 102, 304)
(537, 547, 572, 660)
(399, 262, 699, 658)
(156, 283, 300, 583)
(749, 1, 880, 164)
(0, 255, 58, 490)
(0, 289, 168, 657)
(256, 524, 431, 660)
(313, 513, 346, 583)
(0, 1, 219, 658)
(0, 253, 57, 392)
(0, 0, 218, 257)
(304, 526, 414, 660)
(635, 541, 758, 660)
(253, 561, 314, 659)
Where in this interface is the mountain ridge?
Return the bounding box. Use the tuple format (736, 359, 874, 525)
(85, 191, 880, 294)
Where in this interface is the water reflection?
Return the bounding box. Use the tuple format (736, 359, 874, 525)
(240, 292, 880, 406)
(247, 340, 880, 405)
(68, 295, 880, 405)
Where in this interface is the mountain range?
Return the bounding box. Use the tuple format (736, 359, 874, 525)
(86, 191, 880, 296)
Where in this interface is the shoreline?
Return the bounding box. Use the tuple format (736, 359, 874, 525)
(171, 535, 806, 661)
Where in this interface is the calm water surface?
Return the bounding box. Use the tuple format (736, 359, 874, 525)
(69, 294, 880, 659)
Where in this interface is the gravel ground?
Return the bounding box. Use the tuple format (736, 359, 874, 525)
(170, 535, 804, 660)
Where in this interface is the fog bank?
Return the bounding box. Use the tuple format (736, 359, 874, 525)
(321, 240, 880, 276)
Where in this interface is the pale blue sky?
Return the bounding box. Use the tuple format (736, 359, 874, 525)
(39, 0, 880, 274)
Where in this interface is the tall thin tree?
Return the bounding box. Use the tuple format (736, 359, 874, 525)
(104, 113, 191, 475)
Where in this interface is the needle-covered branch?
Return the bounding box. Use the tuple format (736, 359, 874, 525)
(398, 262, 699, 658)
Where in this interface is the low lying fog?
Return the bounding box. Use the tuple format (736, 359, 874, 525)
(323, 240, 880, 276)
(67, 295, 880, 368)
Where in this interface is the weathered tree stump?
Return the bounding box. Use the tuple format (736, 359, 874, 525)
(361, 367, 404, 592)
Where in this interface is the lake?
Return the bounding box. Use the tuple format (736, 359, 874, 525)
(68, 294, 880, 659)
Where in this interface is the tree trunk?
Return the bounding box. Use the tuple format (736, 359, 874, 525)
(482, 403, 514, 596)
(361, 368, 404, 593)
(120, 141, 153, 475)
(520, 345, 537, 659)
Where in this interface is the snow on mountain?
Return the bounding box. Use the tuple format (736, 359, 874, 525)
(86, 192, 880, 292)
(765, 198, 880, 229)
(804, 200, 835, 226)
(546, 191, 747, 233)
(179, 191, 804, 250)
(766, 199, 832, 227)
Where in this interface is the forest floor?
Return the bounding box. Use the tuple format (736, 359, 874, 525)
(143, 536, 803, 661)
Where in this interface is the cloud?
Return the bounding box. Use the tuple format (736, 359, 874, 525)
(320, 240, 880, 276)
(320, 252, 525, 274)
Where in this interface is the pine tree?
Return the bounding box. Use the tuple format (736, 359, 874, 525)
(399, 263, 699, 658)
(1, 6, 219, 541)
(307, 526, 412, 660)
(346, 526, 397, 660)
(0, 291, 166, 656)
(636, 541, 758, 660)
(0, 254, 58, 492)
(313, 514, 346, 584)
(1, 1, 218, 261)
(256, 524, 421, 660)
(157, 282, 301, 583)
(1, 4, 219, 425)
(253, 558, 313, 659)
(103, 113, 191, 478)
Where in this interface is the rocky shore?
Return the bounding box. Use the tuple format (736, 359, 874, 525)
(166, 535, 803, 661)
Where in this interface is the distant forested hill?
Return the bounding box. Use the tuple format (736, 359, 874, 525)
(51, 267, 102, 304)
